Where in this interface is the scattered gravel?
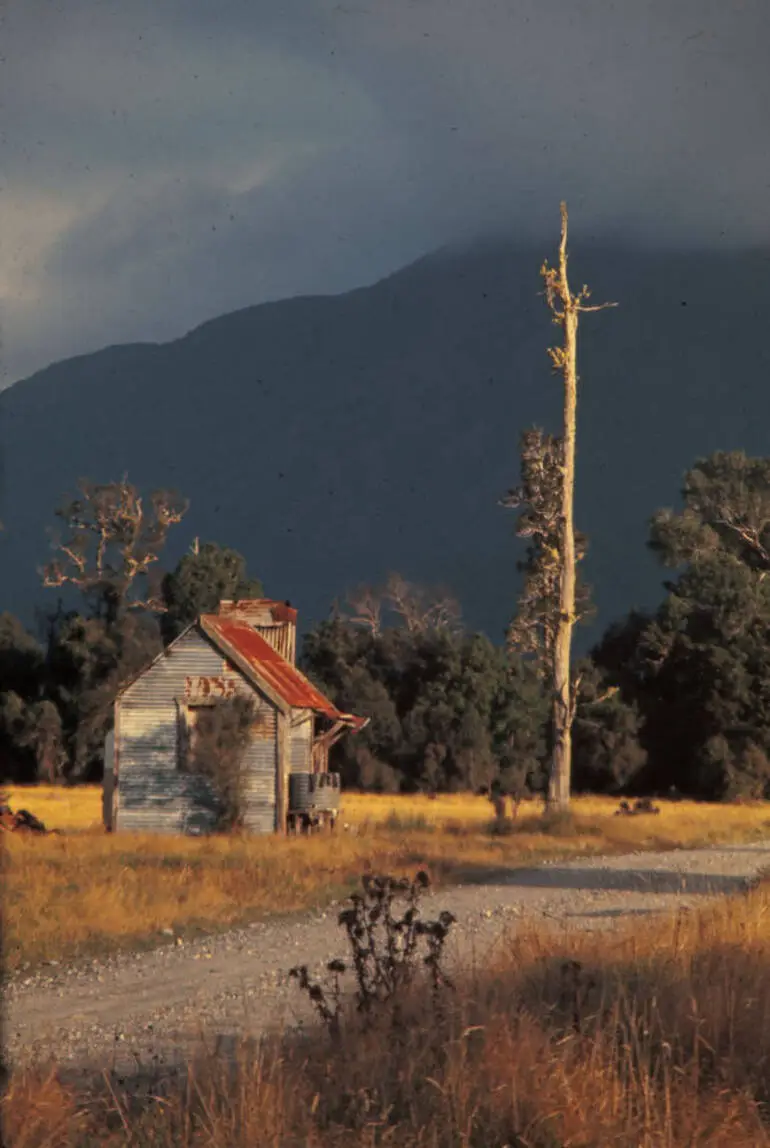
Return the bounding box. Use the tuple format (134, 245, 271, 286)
(7, 842, 770, 1081)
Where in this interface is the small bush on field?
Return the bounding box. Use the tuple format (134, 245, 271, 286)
(485, 807, 603, 839)
(487, 815, 521, 836)
(383, 810, 433, 833)
(615, 796, 661, 817)
(538, 808, 580, 837)
(290, 870, 455, 1036)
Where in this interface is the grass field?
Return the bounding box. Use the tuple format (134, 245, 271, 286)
(7, 870, 770, 1145)
(4, 785, 770, 974)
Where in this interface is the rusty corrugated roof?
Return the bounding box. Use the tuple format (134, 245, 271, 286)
(200, 615, 367, 730)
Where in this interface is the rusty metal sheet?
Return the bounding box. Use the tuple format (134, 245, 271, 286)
(216, 600, 297, 662)
(217, 599, 298, 626)
(201, 615, 367, 730)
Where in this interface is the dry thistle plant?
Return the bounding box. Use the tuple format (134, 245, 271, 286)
(290, 870, 456, 1036)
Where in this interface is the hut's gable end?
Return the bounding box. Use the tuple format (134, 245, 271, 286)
(117, 627, 220, 703)
(116, 627, 279, 834)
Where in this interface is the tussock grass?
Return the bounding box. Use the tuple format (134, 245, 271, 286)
(7, 877, 770, 1145)
(4, 785, 770, 972)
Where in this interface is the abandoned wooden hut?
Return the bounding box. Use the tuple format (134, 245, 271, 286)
(103, 599, 367, 834)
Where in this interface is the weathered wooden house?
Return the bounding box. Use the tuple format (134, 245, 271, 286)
(103, 600, 366, 834)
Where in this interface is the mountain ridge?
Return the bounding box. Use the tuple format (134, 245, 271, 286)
(2, 239, 770, 647)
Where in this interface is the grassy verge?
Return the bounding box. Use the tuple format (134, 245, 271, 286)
(7, 874, 770, 1145)
(4, 786, 770, 973)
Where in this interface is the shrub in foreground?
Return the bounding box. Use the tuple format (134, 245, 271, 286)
(290, 870, 455, 1035)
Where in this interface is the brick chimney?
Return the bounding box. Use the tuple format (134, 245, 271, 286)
(217, 599, 297, 664)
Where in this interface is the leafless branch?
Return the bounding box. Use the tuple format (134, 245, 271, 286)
(345, 584, 384, 636)
(583, 686, 619, 707)
(713, 513, 770, 568)
(41, 476, 188, 614)
(384, 573, 462, 635)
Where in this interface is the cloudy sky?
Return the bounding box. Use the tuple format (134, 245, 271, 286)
(2, 0, 768, 387)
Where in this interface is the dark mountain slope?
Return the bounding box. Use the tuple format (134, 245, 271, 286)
(2, 241, 769, 646)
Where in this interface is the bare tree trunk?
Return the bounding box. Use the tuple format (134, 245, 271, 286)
(549, 303, 578, 811)
(542, 204, 615, 812)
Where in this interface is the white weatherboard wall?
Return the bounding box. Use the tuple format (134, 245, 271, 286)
(116, 627, 278, 834)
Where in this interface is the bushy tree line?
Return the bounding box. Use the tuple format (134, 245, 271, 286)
(300, 450, 770, 802)
(593, 451, 770, 801)
(300, 613, 548, 795)
(2, 450, 770, 802)
(299, 575, 639, 797)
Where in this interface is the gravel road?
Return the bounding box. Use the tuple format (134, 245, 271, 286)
(7, 842, 770, 1081)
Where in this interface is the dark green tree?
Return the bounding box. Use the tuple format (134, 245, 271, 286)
(501, 428, 597, 799)
(570, 658, 646, 794)
(648, 450, 770, 573)
(0, 613, 44, 698)
(594, 451, 770, 799)
(47, 609, 163, 780)
(301, 609, 548, 795)
(488, 651, 549, 802)
(0, 694, 66, 784)
(300, 619, 404, 791)
(39, 477, 186, 780)
(501, 428, 594, 673)
(161, 540, 264, 642)
(0, 613, 49, 782)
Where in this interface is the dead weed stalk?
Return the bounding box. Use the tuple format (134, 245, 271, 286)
(290, 870, 456, 1036)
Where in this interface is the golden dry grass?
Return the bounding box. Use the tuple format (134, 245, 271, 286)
(7, 876, 770, 1146)
(342, 788, 770, 845)
(4, 785, 770, 973)
(10, 783, 770, 842)
(3, 784, 102, 831)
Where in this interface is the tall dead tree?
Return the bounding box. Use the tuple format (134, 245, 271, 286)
(540, 202, 616, 811)
(505, 204, 615, 811)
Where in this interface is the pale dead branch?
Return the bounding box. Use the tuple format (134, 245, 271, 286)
(41, 476, 188, 615)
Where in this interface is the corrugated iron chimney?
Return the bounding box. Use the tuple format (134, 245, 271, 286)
(217, 599, 297, 664)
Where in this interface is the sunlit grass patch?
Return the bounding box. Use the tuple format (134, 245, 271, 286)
(4, 784, 103, 832)
(3, 784, 769, 972)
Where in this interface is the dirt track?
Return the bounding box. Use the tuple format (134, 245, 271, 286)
(7, 842, 770, 1079)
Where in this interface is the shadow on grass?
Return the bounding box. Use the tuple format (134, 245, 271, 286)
(561, 906, 658, 920)
(444, 862, 765, 896)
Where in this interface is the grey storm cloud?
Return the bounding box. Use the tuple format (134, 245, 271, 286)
(2, 0, 769, 385)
